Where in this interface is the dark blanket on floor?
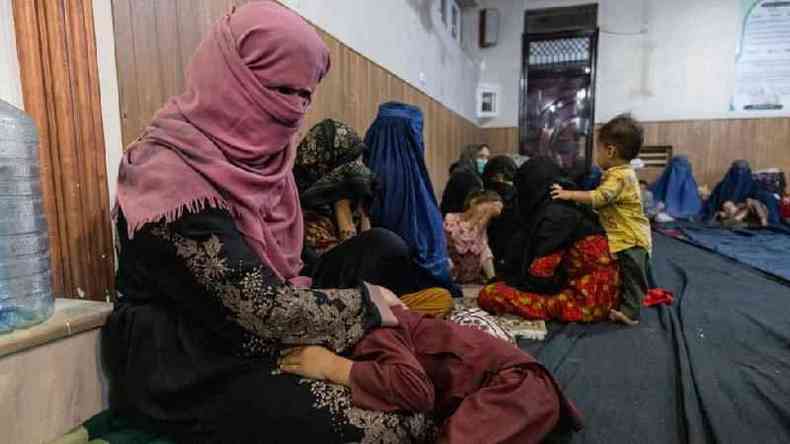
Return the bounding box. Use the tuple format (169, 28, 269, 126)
(658, 221, 790, 282)
(522, 232, 790, 444)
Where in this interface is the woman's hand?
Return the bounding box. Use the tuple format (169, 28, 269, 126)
(279, 346, 353, 387)
(376, 285, 407, 309)
(334, 199, 357, 240)
(365, 283, 405, 327)
(359, 214, 372, 233)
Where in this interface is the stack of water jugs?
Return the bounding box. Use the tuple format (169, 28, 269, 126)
(0, 99, 54, 334)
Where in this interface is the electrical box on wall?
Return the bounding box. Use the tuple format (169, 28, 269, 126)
(479, 8, 500, 48)
(476, 83, 500, 118)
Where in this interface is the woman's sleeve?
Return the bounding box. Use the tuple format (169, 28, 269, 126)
(530, 205, 581, 259)
(138, 208, 382, 353)
(517, 206, 580, 293)
(349, 308, 434, 413)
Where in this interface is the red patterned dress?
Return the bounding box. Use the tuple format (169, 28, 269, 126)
(478, 234, 620, 322)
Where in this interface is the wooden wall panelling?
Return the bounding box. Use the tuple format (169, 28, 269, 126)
(479, 127, 519, 155)
(483, 120, 790, 188)
(111, 0, 486, 197)
(154, 0, 183, 98)
(642, 118, 790, 187)
(13, 0, 115, 300)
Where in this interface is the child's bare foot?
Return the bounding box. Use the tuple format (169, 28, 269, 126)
(609, 309, 640, 326)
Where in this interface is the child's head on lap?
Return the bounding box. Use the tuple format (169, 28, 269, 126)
(596, 114, 644, 170)
(464, 190, 503, 218)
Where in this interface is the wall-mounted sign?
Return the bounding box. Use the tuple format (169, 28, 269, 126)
(732, 0, 790, 112)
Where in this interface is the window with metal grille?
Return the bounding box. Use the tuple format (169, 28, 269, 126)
(528, 38, 591, 67)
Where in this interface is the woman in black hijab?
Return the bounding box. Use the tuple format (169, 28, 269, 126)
(440, 144, 490, 216)
(481, 155, 519, 273)
(479, 157, 621, 322)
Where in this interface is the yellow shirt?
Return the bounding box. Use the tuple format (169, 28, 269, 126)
(590, 165, 652, 254)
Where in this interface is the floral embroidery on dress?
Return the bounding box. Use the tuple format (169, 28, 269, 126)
(151, 223, 371, 355)
(528, 252, 564, 278)
(299, 379, 436, 444)
(479, 235, 620, 323)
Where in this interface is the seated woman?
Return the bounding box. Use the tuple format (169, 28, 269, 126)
(702, 160, 782, 225)
(478, 157, 621, 322)
(294, 119, 375, 255)
(481, 155, 520, 274)
(439, 144, 488, 216)
(294, 119, 452, 317)
(365, 102, 462, 298)
(444, 191, 503, 285)
(649, 155, 702, 220)
(105, 5, 578, 443)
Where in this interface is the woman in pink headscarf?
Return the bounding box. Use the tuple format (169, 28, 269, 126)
(104, 3, 580, 443)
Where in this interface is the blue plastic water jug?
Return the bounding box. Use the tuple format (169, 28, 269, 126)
(0, 99, 54, 334)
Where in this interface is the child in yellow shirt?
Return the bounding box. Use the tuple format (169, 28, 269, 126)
(551, 114, 651, 326)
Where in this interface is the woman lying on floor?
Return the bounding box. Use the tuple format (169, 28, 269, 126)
(104, 4, 581, 443)
(479, 157, 622, 322)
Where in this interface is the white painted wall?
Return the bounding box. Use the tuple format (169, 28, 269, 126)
(93, 0, 124, 207)
(280, 0, 481, 122)
(0, 0, 122, 206)
(470, 0, 788, 127)
(0, 0, 24, 110)
(465, 0, 523, 128)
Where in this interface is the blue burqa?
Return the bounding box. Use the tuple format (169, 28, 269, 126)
(702, 160, 781, 224)
(580, 165, 603, 191)
(649, 155, 702, 219)
(364, 102, 460, 297)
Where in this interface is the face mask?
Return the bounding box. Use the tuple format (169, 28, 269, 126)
(476, 159, 488, 174)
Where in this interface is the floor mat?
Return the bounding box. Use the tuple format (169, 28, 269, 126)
(521, 233, 790, 444)
(676, 222, 790, 282)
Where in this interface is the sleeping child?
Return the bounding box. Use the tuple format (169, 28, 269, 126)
(278, 303, 583, 444)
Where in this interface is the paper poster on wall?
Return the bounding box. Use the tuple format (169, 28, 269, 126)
(732, 0, 790, 112)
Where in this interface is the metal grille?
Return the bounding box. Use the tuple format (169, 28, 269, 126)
(528, 37, 590, 67)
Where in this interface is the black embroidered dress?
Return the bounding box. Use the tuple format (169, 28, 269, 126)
(104, 208, 434, 443)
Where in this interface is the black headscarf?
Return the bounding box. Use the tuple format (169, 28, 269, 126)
(440, 144, 485, 215)
(451, 144, 484, 176)
(482, 155, 517, 189)
(294, 119, 376, 211)
(503, 156, 602, 293)
(483, 155, 519, 266)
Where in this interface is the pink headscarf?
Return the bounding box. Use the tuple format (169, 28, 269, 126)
(116, 2, 330, 282)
